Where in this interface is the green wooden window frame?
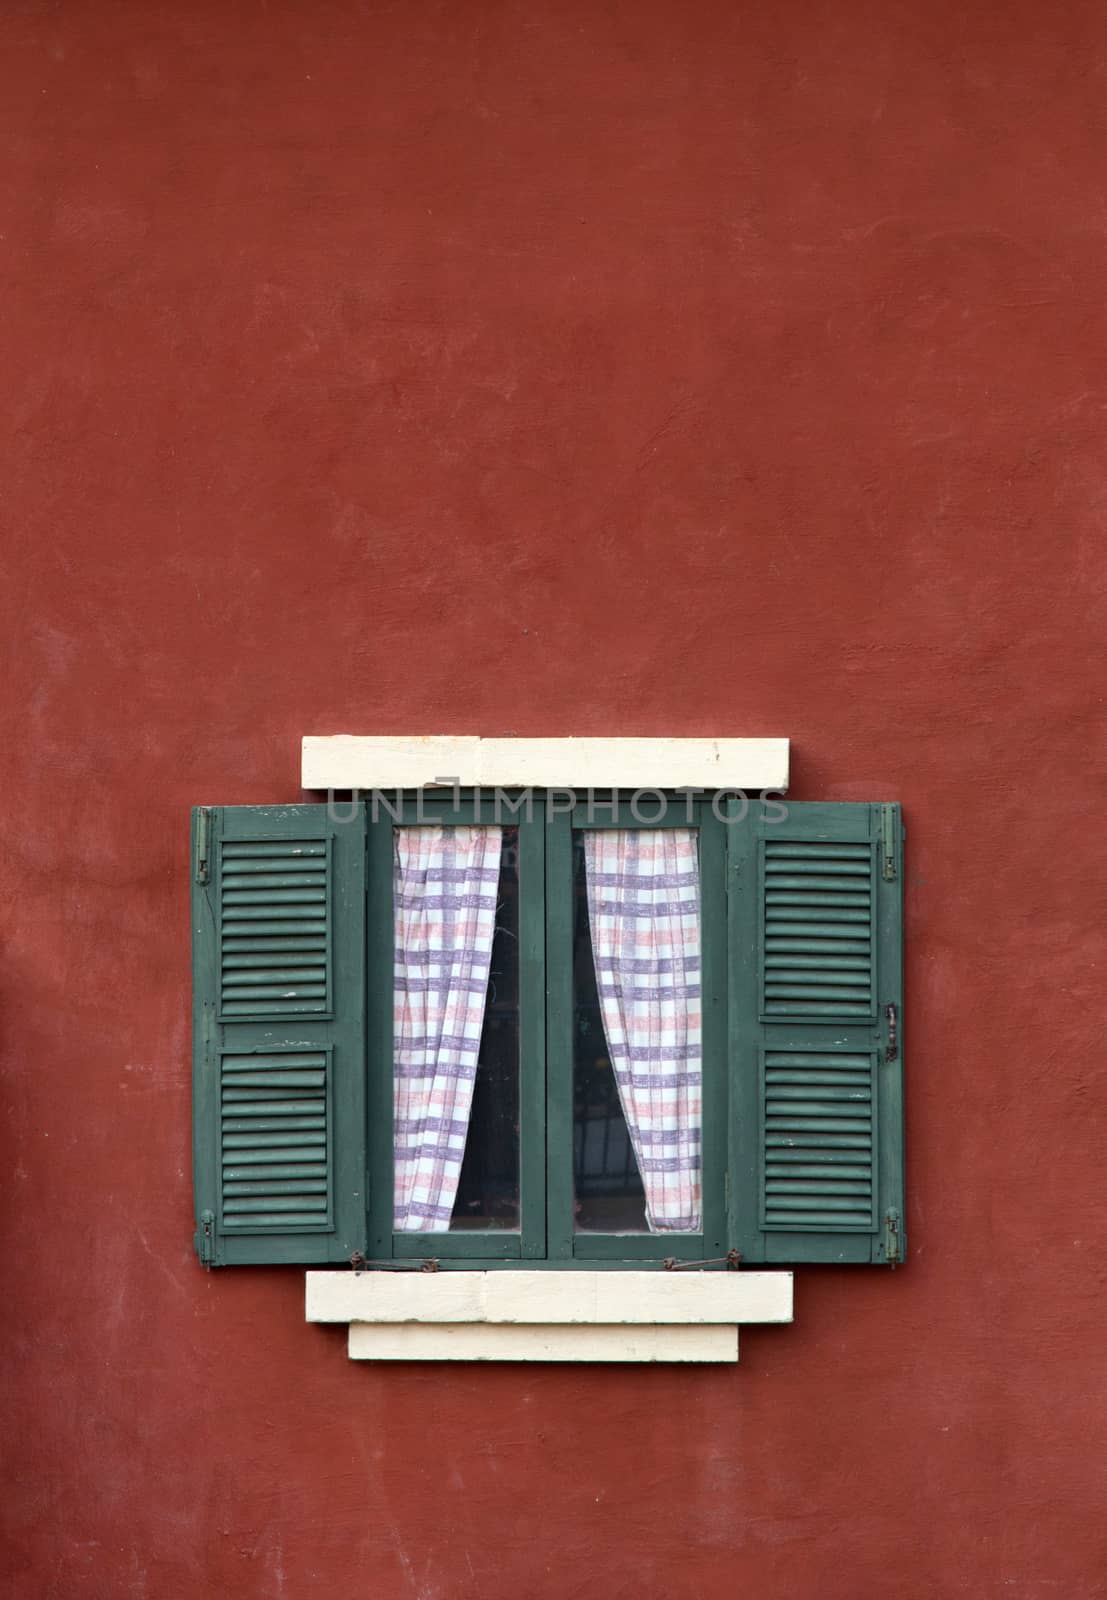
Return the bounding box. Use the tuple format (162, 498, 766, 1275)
(192, 793, 905, 1269)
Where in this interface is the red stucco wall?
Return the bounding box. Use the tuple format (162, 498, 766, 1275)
(4, 3, 1107, 1595)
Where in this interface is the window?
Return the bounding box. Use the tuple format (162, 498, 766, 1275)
(191, 791, 904, 1270)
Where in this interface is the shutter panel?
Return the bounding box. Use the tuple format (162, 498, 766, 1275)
(191, 804, 367, 1265)
(728, 802, 904, 1265)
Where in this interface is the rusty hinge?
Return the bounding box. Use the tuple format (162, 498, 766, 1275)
(197, 1209, 216, 1267)
(194, 807, 213, 884)
(883, 1208, 902, 1267)
(880, 803, 897, 881)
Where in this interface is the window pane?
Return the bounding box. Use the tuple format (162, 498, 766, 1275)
(393, 826, 519, 1232)
(573, 836, 647, 1232)
(573, 829, 703, 1236)
(452, 830, 519, 1228)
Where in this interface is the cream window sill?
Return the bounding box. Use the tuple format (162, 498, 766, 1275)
(306, 1270, 794, 1363)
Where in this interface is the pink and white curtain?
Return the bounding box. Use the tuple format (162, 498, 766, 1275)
(584, 829, 702, 1233)
(393, 825, 502, 1231)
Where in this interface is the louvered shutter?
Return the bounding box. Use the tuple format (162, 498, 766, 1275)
(727, 802, 904, 1265)
(191, 805, 367, 1265)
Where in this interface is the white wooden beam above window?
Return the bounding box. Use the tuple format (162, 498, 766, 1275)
(301, 736, 789, 793)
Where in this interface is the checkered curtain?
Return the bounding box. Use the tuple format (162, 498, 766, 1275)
(393, 825, 502, 1231)
(584, 829, 702, 1232)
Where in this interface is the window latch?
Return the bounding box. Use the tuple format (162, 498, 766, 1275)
(349, 1253, 440, 1274)
(663, 1250, 741, 1272)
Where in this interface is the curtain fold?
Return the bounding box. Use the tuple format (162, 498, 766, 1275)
(392, 825, 502, 1231)
(584, 829, 702, 1233)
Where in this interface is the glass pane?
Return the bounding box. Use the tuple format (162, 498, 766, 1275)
(452, 829, 519, 1228)
(572, 835, 648, 1232)
(573, 829, 703, 1236)
(393, 825, 519, 1232)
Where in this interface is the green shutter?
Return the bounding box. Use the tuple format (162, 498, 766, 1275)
(191, 804, 367, 1265)
(728, 802, 905, 1265)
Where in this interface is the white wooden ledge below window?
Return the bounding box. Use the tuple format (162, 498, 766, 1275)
(305, 1271, 793, 1363)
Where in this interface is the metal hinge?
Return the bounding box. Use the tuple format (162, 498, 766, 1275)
(880, 804, 897, 881)
(884, 1002, 899, 1064)
(197, 1208, 216, 1267)
(194, 807, 212, 884)
(883, 1207, 902, 1267)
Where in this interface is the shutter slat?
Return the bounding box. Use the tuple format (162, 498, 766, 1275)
(766, 1132, 872, 1149)
(220, 1126, 324, 1139)
(765, 874, 870, 891)
(766, 1162, 872, 1179)
(224, 1197, 329, 1215)
(764, 1177, 870, 1190)
(766, 891, 871, 907)
(765, 955, 870, 970)
(223, 1160, 326, 1176)
(767, 1114, 872, 1132)
(767, 983, 871, 1000)
(764, 915, 870, 928)
(221, 920, 327, 937)
(222, 841, 326, 858)
(763, 937, 871, 955)
(221, 1001, 330, 1017)
(222, 953, 326, 966)
(222, 915, 326, 928)
(219, 1071, 326, 1089)
(763, 843, 871, 859)
(764, 1002, 872, 1017)
(765, 1195, 871, 1215)
(222, 890, 326, 908)
(224, 1178, 328, 1197)
(221, 984, 327, 1001)
(222, 859, 327, 876)
(766, 1073, 871, 1088)
(767, 1085, 871, 1102)
(223, 1053, 325, 1070)
(765, 964, 870, 982)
